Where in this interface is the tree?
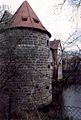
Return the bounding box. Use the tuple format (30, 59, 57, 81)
(52, 1, 81, 119)
(53, 0, 81, 51)
(0, 4, 11, 19)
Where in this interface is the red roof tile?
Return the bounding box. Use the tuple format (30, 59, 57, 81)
(7, 0, 51, 37)
(50, 40, 61, 50)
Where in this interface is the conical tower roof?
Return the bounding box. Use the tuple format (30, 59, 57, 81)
(7, 1, 51, 37)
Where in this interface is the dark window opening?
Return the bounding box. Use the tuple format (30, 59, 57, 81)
(48, 65, 50, 68)
(52, 83, 54, 88)
(46, 86, 49, 89)
(51, 62, 53, 66)
(47, 40, 49, 46)
(33, 18, 39, 23)
(36, 85, 38, 88)
(22, 17, 28, 21)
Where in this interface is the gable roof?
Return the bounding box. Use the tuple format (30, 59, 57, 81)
(50, 39, 62, 50)
(0, 10, 12, 22)
(6, 1, 51, 37)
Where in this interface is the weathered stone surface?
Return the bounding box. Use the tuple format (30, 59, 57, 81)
(0, 28, 52, 111)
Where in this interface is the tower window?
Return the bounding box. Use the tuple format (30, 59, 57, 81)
(48, 65, 50, 68)
(22, 16, 28, 21)
(33, 18, 39, 23)
(47, 40, 49, 46)
(46, 86, 49, 89)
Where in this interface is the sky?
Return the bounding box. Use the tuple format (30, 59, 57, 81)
(0, 0, 81, 51)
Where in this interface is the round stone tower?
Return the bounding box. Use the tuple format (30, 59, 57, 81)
(0, 1, 52, 111)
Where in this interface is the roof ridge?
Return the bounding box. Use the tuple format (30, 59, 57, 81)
(6, 0, 51, 37)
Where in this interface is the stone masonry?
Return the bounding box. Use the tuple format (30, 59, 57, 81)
(0, 1, 52, 118)
(0, 28, 52, 110)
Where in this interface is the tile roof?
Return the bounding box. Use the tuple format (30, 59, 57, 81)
(6, 0, 51, 37)
(50, 40, 61, 50)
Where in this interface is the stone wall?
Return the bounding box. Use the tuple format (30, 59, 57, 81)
(0, 28, 52, 113)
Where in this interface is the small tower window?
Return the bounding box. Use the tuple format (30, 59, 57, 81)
(48, 65, 50, 68)
(47, 40, 49, 46)
(22, 16, 28, 21)
(51, 62, 53, 66)
(46, 86, 49, 89)
(36, 85, 38, 88)
(33, 18, 39, 23)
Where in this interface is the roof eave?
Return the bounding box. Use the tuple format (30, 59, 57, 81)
(6, 26, 51, 38)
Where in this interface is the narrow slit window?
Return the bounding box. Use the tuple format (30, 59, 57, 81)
(47, 40, 49, 46)
(48, 65, 50, 68)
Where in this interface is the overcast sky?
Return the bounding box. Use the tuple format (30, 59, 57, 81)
(0, 0, 81, 50)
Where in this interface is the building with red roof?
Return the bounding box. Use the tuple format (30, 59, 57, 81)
(50, 39, 63, 81)
(6, 0, 51, 37)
